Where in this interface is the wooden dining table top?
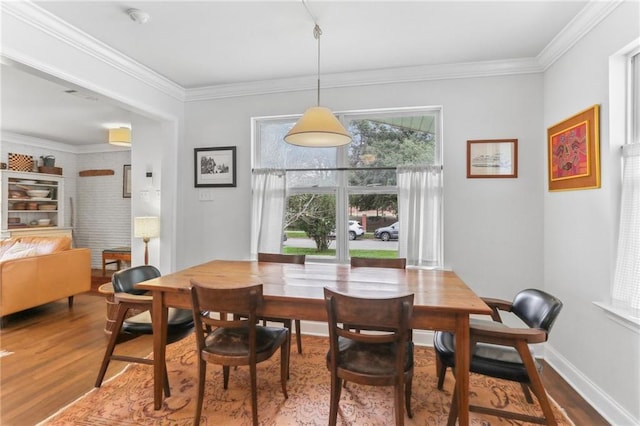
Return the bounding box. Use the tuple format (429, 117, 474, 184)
(136, 259, 491, 323)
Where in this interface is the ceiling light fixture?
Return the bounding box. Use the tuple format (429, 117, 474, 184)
(108, 127, 131, 147)
(284, 23, 352, 147)
(127, 8, 151, 25)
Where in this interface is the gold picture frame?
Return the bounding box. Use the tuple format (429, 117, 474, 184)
(547, 105, 600, 191)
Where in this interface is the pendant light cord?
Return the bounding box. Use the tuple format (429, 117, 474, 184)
(314, 24, 322, 106)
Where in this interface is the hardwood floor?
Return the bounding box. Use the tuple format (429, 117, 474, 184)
(0, 288, 609, 425)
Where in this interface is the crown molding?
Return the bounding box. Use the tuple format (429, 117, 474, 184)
(2, 1, 185, 102)
(4, 0, 622, 104)
(537, 0, 624, 69)
(185, 58, 544, 102)
(1, 131, 128, 154)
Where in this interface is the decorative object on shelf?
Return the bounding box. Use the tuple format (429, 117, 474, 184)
(27, 189, 50, 198)
(79, 169, 115, 177)
(194, 146, 237, 187)
(8, 153, 33, 171)
(108, 127, 131, 147)
(123, 165, 132, 198)
(134, 216, 160, 265)
(1, 162, 6, 170)
(467, 139, 518, 178)
(547, 104, 600, 191)
(41, 155, 56, 167)
(284, 24, 352, 147)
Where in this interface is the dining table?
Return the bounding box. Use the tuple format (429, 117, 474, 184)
(136, 259, 491, 426)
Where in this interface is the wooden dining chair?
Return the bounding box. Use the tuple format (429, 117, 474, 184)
(189, 282, 289, 426)
(350, 256, 407, 269)
(257, 252, 305, 354)
(324, 287, 415, 426)
(95, 265, 194, 397)
(434, 288, 563, 425)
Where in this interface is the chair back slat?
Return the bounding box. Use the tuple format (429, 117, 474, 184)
(350, 257, 406, 269)
(258, 252, 306, 264)
(190, 281, 261, 319)
(324, 287, 413, 339)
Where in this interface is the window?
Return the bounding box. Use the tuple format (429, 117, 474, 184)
(612, 48, 640, 317)
(253, 107, 442, 266)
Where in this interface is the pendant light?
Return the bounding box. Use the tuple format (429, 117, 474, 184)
(108, 127, 131, 147)
(284, 24, 352, 147)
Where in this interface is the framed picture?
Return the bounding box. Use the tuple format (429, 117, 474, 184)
(467, 139, 518, 178)
(194, 146, 237, 187)
(547, 105, 600, 191)
(123, 164, 131, 198)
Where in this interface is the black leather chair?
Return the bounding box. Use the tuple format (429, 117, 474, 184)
(433, 288, 563, 425)
(324, 287, 414, 426)
(95, 265, 194, 397)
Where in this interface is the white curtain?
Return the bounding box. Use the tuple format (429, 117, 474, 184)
(397, 165, 443, 267)
(612, 142, 640, 314)
(251, 169, 286, 258)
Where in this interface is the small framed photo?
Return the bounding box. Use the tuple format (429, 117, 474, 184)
(123, 164, 132, 198)
(467, 139, 518, 178)
(194, 146, 237, 187)
(547, 105, 600, 191)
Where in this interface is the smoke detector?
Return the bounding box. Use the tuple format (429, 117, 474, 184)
(127, 8, 151, 24)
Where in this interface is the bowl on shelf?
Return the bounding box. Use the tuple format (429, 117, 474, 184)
(37, 219, 51, 226)
(27, 189, 50, 198)
(38, 204, 57, 211)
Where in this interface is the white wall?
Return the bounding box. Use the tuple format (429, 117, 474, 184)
(75, 151, 131, 267)
(543, 2, 640, 424)
(180, 73, 545, 301)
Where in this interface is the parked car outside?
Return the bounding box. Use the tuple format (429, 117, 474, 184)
(329, 220, 365, 240)
(374, 221, 399, 241)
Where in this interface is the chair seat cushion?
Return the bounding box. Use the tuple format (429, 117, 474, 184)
(123, 308, 194, 340)
(327, 336, 413, 375)
(204, 326, 287, 356)
(433, 330, 541, 383)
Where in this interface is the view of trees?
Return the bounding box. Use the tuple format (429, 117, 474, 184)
(286, 194, 335, 251)
(286, 118, 436, 251)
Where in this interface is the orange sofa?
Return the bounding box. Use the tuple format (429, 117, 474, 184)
(0, 236, 91, 317)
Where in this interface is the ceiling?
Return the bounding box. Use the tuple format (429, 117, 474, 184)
(1, 1, 590, 146)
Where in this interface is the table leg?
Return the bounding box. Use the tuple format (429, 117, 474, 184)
(454, 315, 470, 426)
(152, 291, 169, 410)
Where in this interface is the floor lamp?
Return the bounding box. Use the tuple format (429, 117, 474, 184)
(134, 216, 160, 265)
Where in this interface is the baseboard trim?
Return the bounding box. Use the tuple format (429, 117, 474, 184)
(545, 344, 638, 426)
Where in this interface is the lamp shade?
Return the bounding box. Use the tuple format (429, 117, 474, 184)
(108, 128, 131, 147)
(284, 106, 352, 147)
(134, 216, 160, 239)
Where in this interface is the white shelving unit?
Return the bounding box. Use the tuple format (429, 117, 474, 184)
(1, 170, 71, 239)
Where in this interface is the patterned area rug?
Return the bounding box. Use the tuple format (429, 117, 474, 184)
(39, 335, 573, 425)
